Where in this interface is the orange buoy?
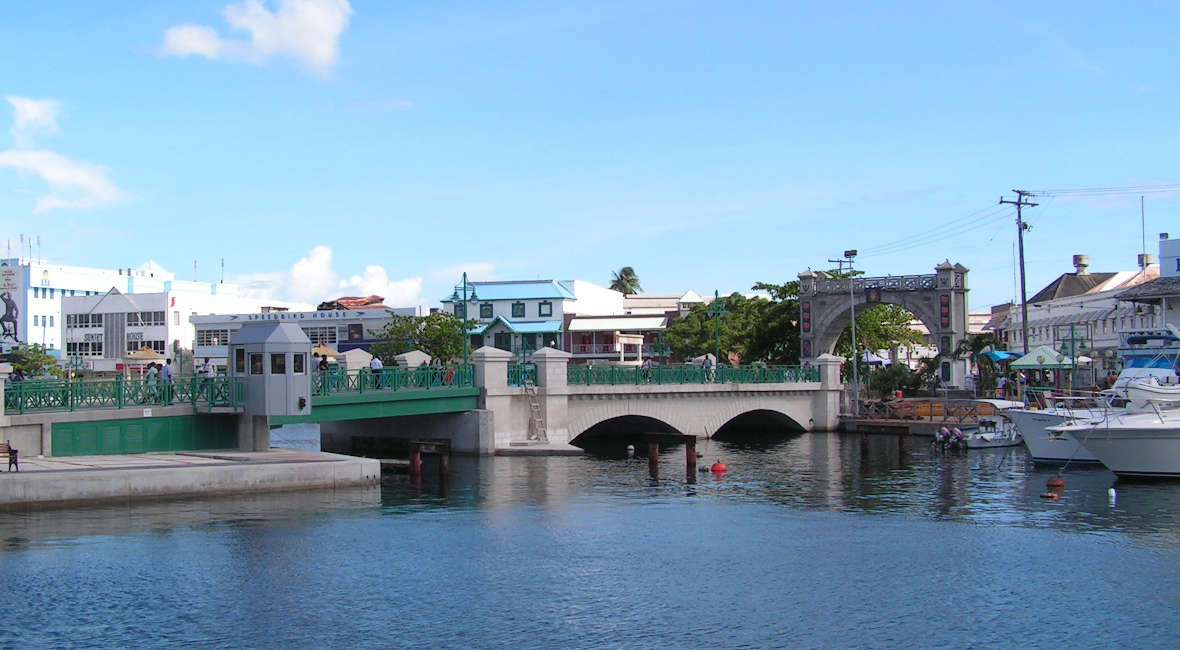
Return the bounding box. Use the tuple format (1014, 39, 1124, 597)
(1040, 492, 1059, 500)
(1046, 476, 1065, 489)
(711, 461, 727, 473)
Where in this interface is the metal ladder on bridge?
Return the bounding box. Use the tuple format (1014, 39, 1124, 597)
(523, 380, 548, 442)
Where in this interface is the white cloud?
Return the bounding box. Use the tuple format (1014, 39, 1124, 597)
(0, 149, 125, 212)
(160, 0, 353, 75)
(6, 96, 60, 148)
(235, 245, 425, 306)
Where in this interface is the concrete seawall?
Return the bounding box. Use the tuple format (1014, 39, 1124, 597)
(0, 450, 380, 509)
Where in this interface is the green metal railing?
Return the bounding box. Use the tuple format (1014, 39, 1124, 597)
(312, 364, 474, 395)
(3, 375, 245, 414)
(566, 363, 819, 386)
(507, 363, 537, 386)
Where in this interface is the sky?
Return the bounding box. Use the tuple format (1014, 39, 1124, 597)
(1, 1, 1177, 312)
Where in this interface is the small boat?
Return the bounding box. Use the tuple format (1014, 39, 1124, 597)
(1051, 407, 1180, 479)
(961, 414, 1022, 449)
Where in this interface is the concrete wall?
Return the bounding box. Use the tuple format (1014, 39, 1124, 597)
(0, 453, 380, 508)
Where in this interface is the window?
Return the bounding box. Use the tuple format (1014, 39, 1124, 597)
(538, 301, 552, 317)
(235, 348, 246, 373)
(512, 302, 525, 318)
(470, 334, 484, 350)
(49, 315, 54, 327)
(293, 353, 305, 374)
(455, 303, 467, 319)
(271, 353, 286, 374)
(70, 290, 75, 296)
(49, 288, 55, 298)
(347, 324, 363, 341)
(174, 311, 180, 326)
(302, 326, 337, 345)
(250, 353, 263, 375)
(33, 288, 39, 298)
(33, 315, 39, 326)
(480, 303, 493, 319)
(197, 329, 231, 346)
(67, 314, 75, 327)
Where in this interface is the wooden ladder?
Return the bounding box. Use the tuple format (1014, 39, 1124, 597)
(523, 380, 548, 442)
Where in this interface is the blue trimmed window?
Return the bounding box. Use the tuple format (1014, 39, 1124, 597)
(480, 303, 493, 319)
(512, 302, 525, 318)
(538, 301, 552, 317)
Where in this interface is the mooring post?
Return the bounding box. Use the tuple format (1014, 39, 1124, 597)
(409, 443, 422, 481)
(685, 436, 697, 484)
(648, 439, 659, 478)
(439, 449, 450, 482)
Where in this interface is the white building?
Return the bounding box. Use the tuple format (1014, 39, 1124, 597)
(998, 253, 1161, 384)
(191, 306, 420, 366)
(1, 258, 307, 359)
(1115, 234, 1180, 329)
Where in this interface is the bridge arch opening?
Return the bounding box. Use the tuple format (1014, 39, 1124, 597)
(712, 409, 805, 442)
(571, 416, 683, 457)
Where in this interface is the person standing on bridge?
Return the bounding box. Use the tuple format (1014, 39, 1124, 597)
(370, 355, 384, 387)
(161, 358, 174, 405)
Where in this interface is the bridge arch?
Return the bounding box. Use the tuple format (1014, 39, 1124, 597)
(713, 409, 806, 438)
(798, 260, 970, 387)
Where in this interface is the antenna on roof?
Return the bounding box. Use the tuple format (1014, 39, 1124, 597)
(220, 258, 225, 284)
(193, 259, 198, 281)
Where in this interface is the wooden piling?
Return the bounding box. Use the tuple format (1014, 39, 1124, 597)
(686, 436, 697, 483)
(648, 440, 659, 478)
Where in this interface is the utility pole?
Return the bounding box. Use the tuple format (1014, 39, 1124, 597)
(1000, 190, 1037, 354)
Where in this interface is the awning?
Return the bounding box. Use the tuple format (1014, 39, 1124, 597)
(981, 350, 1020, 362)
(474, 316, 563, 334)
(567, 316, 666, 332)
(1010, 345, 1077, 369)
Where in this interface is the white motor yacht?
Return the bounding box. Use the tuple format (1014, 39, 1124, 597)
(1050, 406, 1180, 479)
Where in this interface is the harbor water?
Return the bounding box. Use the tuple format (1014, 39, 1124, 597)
(3, 430, 1180, 648)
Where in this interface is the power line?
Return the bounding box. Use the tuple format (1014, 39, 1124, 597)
(859, 203, 1012, 257)
(1028, 183, 1180, 197)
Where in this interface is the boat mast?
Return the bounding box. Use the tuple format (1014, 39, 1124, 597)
(1001, 190, 1037, 354)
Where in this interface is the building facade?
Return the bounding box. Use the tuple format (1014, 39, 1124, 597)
(3, 258, 306, 363)
(191, 306, 421, 366)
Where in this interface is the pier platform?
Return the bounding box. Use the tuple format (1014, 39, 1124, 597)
(0, 449, 380, 509)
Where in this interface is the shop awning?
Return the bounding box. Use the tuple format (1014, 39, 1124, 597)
(567, 317, 666, 332)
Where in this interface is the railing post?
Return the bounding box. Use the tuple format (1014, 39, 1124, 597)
(0, 362, 10, 424)
(116, 374, 125, 409)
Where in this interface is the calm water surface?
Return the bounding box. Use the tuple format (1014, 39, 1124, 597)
(3, 431, 1180, 649)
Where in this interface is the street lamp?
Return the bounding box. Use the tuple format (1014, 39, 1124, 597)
(844, 250, 860, 416)
(451, 273, 479, 365)
(706, 289, 727, 372)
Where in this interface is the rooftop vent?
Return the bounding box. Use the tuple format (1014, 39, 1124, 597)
(1139, 253, 1156, 269)
(1072, 254, 1090, 275)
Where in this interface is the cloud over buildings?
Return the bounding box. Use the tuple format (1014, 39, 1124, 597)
(0, 96, 126, 213)
(235, 245, 425, 307)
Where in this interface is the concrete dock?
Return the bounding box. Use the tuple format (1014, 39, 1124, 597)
(0, 449, 380, 509)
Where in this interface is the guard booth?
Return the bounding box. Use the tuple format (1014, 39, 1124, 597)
(228, 322, 312, 450)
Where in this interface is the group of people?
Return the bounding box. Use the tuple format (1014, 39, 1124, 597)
(141, 358, 174, 404)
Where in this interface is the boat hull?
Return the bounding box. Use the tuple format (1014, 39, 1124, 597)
(1074, 426, 1180, 479)
(1005, 408, 1101, 463)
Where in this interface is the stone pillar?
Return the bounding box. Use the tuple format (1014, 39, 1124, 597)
(531, 346, 571, 443)
(237, 414, 271, 451)
(473, 345, 512, 392)
(811, 353, 845, 431)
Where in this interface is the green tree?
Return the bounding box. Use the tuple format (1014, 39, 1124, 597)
(9, 344, 63, 378)
(369, 312, 473, 364)
(956, 332, 999, 394)
(609, 266, 642, 295)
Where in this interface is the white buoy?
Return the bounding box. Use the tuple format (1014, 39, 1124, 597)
(1108, 487, 1117, 504)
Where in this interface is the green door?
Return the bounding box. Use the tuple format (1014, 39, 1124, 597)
(493, 332, 512, 351)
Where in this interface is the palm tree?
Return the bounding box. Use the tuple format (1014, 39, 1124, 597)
(609, 267, 642, 295)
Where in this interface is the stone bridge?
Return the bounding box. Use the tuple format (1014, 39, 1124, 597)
(476, 347, 843, 449)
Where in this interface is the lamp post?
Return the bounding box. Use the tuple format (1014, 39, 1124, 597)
(706, 290, 727, 371)
(651, 333, 671, 365)
(451, 273, 478, 365)
(844, 250, 860, 416)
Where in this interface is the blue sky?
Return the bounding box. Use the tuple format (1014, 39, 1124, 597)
(1, 1, 1177, 311)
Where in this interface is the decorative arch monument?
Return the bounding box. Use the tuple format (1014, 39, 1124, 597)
(798, 260, 970, 388)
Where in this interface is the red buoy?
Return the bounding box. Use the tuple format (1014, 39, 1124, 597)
(711, 461, 727, 474)
(1046, 476, 1065, 489)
